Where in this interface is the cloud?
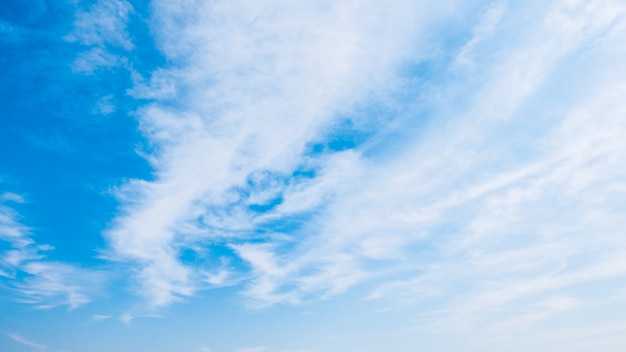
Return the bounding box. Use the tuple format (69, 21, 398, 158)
(0, 192, 103, 309)
(5, 332, 47, 350)
(120, 312, 133, 325)
(93, 95, 116, 115)
(97, 7, 626, 346)
(65, 0, 134, 50)
(104, 0, 467, 309)
(1, 0, 624, 350)
(71, 47, 126, 74)
(0, 199, 32, 248)
(334, 0, 626, 338)
(66, 0, 134, 86)
(0, 192, 25, 203)
(92, 315, 113, 321)
(282, 0, 623, 302)
(16, 261, 104, 309)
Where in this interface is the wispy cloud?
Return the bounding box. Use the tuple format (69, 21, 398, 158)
(5, 332, 47, 350)
(120, 312, 133, 325)
(2, 0, 625, 350)
(66, 0, 134, 74)
(99, 7, 626, 349)
(66, 0, 134, 49)
(0, 192, 103, 309)
(15, 261, 103, 309)
(0, 197, 32, 249)
(104, 0, 466, 309)
(221, 0, 626, 308)
(0, 192, 25, 203)
(328, 0, 626, 341)
(92, 314, 112, 322)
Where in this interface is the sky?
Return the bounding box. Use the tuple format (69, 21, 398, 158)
(1, 0, 626, 351)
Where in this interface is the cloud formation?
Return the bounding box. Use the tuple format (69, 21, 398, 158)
(104, 0, 464, 308)
(96, 1, 626, 328)
(2, 0, 626, 350)
(0, 192, 102, 309)
(67, 0, 134, 73)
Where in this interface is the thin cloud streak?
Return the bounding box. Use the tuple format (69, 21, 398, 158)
(0, 192, 103, 309)
(5, 332, 47, 350)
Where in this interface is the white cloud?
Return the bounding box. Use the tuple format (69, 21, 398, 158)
(2, 0, 624, 350)
(105, 0, 472, 308)
(92, 314, 113, 321)
(66, 0, 134, 86)
(127, 69, 178, 100)
(71, 47, 125, 74)
(13, 260, 103, 310)
(454, 2, 506, 69)
(0, 192, 103, 309)
(0, 192, 25, 203)
(0, 202, 32, 248)
(101, 10, 626, 352)
(5, 332, 47, 350)
(120, 312, 133, 325)
(66, 0, 134, 50)
(324, 1, 626, 343)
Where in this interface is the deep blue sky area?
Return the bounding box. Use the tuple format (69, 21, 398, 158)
(0, 0, 154, 262)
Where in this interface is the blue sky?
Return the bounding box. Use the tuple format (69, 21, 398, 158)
(2, 0, 626, 351)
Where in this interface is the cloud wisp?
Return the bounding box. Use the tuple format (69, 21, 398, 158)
(0, 192, 103, 309)
(66, 0, 134, 74)
(5, 332, 47, 350)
